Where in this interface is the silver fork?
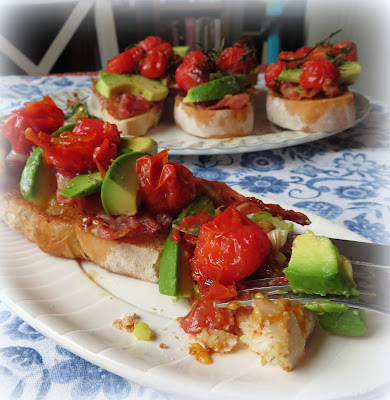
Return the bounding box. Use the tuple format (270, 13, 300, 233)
(216, 240, 390, 316)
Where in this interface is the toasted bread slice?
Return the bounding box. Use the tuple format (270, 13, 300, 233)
(0, 189, 164, 283)
(174, 96, 254, 138)
(101, 102, 164, 137)
(266, 89, 355, 133)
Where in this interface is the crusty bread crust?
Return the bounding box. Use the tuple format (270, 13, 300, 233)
(0, 189, 164, 283)
(266, 89, 355, 133)
(76, 226, 163, 283)
(174, 96, 254, 138)
(101, 101, 164, 137)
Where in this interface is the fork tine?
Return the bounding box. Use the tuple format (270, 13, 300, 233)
(219, 259, 390, 316)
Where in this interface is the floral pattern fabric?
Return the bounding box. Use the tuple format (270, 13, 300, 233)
(0, 74, 389, 399)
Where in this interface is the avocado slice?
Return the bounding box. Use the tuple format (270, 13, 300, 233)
(317, 309, 366, 336)
(337, 61, 363, 85)
(173, 45, 190, 58)
(183, 74, 247, 103)
(159, 196, 215, 297)
(118, 136, 158, 156)
(277, 61, 362, 85)
(283, 231, 359, 297)
(101, 151, 144, 216)
(59, 171, 102, 198)
(20, 147, 56, 206)
(95, 71, 168, 101)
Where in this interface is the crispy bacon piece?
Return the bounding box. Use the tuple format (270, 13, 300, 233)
(92, 84, 153, 120)
(196, 178, 310, 226)
(279, 81, 341, 100)
(205, 93, 250, 110)
(194, 93, 251, 111)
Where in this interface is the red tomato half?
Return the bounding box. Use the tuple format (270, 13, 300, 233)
(175, 62, 211, 91)
(138, 36, 164, 52)
(24, 119, 120, 172)
(191, 207, 271, 299)
(217, 46, 256, 74)
(334, 41, 358, 61)
(264, 61, 286, 88)
(136, 150, 196, 216)
(299, 59, 340, 89)
(180, 298, 235, 334)
(139, 50, 167, 79)
(106, 50, 136, 74)
(0, 96, 64, 154)
(295, 46, 312, 59)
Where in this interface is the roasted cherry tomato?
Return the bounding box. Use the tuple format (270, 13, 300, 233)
(334, 41, 358, 61)
(0, 96, 64, 154)
(24, 119, 120, 172)
(139, 49, 167, 79)
(180, 298, 235, 334)
(294, 46, 312, 59)
(299, 59, 340, 89)
(136, 149, 197, 216)
(191, 207, 271, 299)
(183, 50, 209, 66)
(264, 61, 286, 88)
(175, 62, 211, 91)
(152, 42, 173, 59)
(127, 46, 145, 64)
(308, 44, 336, 61)
(138, 36, 164, 52)
(217, 46, 256, 74)
(106, 50, 136, 74)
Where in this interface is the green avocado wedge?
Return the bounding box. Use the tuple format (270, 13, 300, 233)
(95, 71, 168, 101)
(183, 74, 247, 103)
(101, 151, 144, 216)
(59, 171, 103, 198)
(118, 136, 158, 156)
(173, 45, 190, 58)
(159, 196, 215, 297)
(20, 147, 56, 206)
(317, 309, 367, 336)
(284, 231, 359, 297)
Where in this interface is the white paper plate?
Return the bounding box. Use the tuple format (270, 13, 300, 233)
(51, 88, 370, 155)
(1, 190, 389, 400)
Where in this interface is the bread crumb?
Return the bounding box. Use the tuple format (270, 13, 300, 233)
(188, 342, 213, 364)
(196, 329, 237, 353)
(159, 343, 167, 349)
(112, 313, 137, 333)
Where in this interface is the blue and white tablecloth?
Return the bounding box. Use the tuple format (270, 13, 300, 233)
(0, 74, 389, 400)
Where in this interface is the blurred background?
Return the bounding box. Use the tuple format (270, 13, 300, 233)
(0, 0, 389, 103)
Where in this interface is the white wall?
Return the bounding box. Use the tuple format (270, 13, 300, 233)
(305, 0, 390, 105)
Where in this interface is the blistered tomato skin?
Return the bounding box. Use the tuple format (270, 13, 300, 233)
(299, 59, 340, 89)
(24, 119, 120, 172)
(139, 50, 167, 79)
(106, 51, 136, 74)
(191, 207, 271, 299)
(334, 41, 358, 61)
(217, 46, 255, 74)
(180, 298, 235, 334)
(265, 61, 286, 88)
(175, 60, 210, 91)
(136, 150, 197, 216)
(0, 96, 64, 154)
(138, 36, 164, 52)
